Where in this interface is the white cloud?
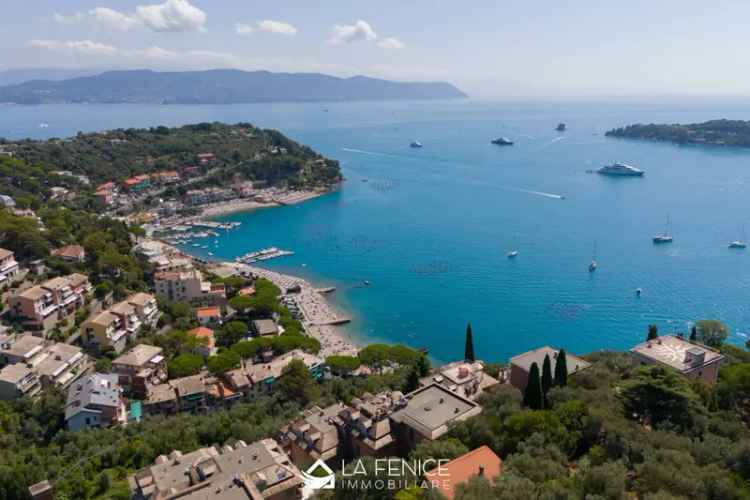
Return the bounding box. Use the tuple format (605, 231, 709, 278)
(257, 20, 298, 36)
(329, 20, 377, 45)
(28, 39, 119, 57)
(53, 0, 207, 33)
(235, 23, 254, 37)
(89, 7, 140, 32)
(53, 12, 86, 25)
(135, 0, 207, 32)
(377, 37, 404, 49)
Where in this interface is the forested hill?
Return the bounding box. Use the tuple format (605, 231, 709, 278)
(0, 122, 341, 188)
(0, 69, 467, 104)
(606, 119, 750, 147)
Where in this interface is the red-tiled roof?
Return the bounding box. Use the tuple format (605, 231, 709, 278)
(195, 306, 221, 318)
(424, 446, 502, 500)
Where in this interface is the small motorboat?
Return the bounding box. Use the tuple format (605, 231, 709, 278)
(556, 123, 566, 131)
(635, 288, 643, 297)
(588, 260, 598, 272)
(410, 141, 423, 148)
(491, 137, 514, 146)
(507, 250, 519, 258)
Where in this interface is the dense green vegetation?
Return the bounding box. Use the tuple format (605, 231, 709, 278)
(1, 122, 341, 189)
(606, 119, 750, 147)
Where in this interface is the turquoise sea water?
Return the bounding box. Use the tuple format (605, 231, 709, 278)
(3, 99, 750, 362)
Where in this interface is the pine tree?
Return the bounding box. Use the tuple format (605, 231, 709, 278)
(464, 323, 475, 362)
(554, 349, 568, 387)
(541, 354, 553, 395)
(523, 362, 544, 410)
(647, 324, 658, 341)
(404, 366, 421, 393)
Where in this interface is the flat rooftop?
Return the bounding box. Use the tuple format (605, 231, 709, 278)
(510, 346, 590, 374)
(631, 335, 724, 372)
(390, 383, 479, 438)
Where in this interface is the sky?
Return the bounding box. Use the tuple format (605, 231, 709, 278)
(1, 0, 749, 98)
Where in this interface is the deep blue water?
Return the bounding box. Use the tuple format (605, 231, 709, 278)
(3, 99, 750, 363)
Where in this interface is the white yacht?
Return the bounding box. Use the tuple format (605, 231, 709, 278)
(597, 162, 644, 176)
(729, 224, 747, 249)
(507, 250, 519, 258)
(410, 141, 423, 148)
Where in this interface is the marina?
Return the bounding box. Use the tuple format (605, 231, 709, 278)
(235, 247, 295, 264)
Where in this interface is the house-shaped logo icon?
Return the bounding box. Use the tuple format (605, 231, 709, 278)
(301, 459, 335, 490)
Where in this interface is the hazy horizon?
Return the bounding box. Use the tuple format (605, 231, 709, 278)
(3, 0, 750, 99)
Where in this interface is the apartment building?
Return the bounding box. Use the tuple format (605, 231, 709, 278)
(129, 439, 302, 500)
(82, 293, 159, 353)
(0, 364, 41, 400)
(65, 373, 127, 431)
(9, 273, 90, 332)
(154, 268, 226, 305)
(112, 344, 167, 397)
(0, 247, 20, 286)
(630, 335, 725, 384)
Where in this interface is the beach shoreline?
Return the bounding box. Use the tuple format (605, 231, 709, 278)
(198, 189, 331, 218)
(208, 261, 360, 358)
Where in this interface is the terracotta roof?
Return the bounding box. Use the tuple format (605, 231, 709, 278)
(52, 245, 85, 259)
(424, 446, 502, 499)
(0, 248, 13, 260)
(128, 292, 156, 306)
(238, 287, 256, 296)
(195, 306, 221, 318)
(189, 327, 214, 339)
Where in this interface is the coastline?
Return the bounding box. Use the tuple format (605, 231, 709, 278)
(208, 261, 359, 358)
(198, 189, 331, 218)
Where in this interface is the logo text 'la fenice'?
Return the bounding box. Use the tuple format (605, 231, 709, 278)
(302, 458, 452, 492)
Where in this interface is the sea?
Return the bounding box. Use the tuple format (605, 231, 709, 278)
(3, 98, 750, 363)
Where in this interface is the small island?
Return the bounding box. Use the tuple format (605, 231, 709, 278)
(606, 119, 750, 147)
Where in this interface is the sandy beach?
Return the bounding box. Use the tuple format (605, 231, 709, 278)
(198, 190, 328, 218)
(211, 261, 359, 358)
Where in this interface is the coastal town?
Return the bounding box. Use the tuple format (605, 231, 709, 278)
(0, 122, 749, 500)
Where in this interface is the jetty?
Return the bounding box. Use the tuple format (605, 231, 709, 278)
(235, 247, 294, 264)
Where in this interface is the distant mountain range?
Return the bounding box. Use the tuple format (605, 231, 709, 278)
(0, 69, 467, 104)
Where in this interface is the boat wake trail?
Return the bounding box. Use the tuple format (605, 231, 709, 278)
(505, 186, 565, 200)
(538, 136, 566, 150)
(341, 148, 400, 158)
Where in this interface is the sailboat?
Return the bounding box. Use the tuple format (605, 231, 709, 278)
(588, 241, 598, 272)
(653, 214, 674, 244)
(729, 224, 747, 249)
(507, 232, 519, 258)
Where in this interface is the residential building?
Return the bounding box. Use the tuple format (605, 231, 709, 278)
(197, 152, 215, 164)
(142, 373, 236, 415)
(82, 311, 128, 353)
(127, 292, 160, 327)
(150, 170, 180, 184)
(0, 248, 20, 286)
(129, 438, 303, 500)
(9, 273, 90, 332)
(630, 335, 725, 383)
(390, 383, 482, 450)
(0, 333, 89, 390)
(253, 319, 280, 337)
(65, 373, 127, 431)
(421, 360, 499, 401)
(112, 344, 167, 397)
(282, 403, 344, 469)
(196, 306, 222, 326)
(245, 350, 324, 390)
(32, 342, 90, 389)
(83, 293, 158, 353)
(424, 446, 503, 500)
(0, 364, 41, 400)
(122, 174, 151, 192)
(51, 245, 86, 262)
(509, 346, 591, 391)
(189, 326, 217, 356)
(27, 480, 53, 500)
(184, 187, 234, 206)
(154, 268, 226, 305)
(95, 182, 115, 205)
(337, 391, 405, 458)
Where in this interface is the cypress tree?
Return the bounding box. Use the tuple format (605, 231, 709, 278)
(541, 354, 553, 395)
(523, 362, 544, 410)
(689, 326, 698, 342)
(464, 323, 475, 362)
(404, 366, 421, 393)
(647, 324, 658, 341)
(416, 354, 431, 377)
(554, 349, 568, 387)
